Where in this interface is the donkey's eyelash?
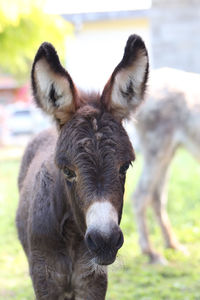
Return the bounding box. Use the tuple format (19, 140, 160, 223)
(119, 161, 131, 175)
(56, 157, 71, 170)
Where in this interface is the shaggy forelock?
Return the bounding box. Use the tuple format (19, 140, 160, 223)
(56, 105, 133, 168)
(55, 102, 134, 202)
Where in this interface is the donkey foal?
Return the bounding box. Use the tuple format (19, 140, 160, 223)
(16, 35, 149, 299)
(133, 68, 200, 264)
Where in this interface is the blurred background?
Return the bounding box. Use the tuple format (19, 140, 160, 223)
(0, 0, 200, 299)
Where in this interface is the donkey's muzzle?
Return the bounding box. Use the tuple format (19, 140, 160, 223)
(85, 226, 124, 265)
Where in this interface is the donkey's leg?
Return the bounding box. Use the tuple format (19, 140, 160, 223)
(29, 251, 68, 300)
(133, 158, 167, 264)
(152, 164, 177, 247)
(133, 132, 180, 264)
(74, 272, 107, 300)
(152, 160, 188, 255)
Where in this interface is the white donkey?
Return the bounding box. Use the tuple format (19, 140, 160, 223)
(133, 68, 200, 263)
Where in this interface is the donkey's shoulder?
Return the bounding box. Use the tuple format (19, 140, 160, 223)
(18, 128, 57, 191)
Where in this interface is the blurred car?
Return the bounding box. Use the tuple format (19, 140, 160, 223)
(2, 102, 50, 144)
(8, 108, 34, 135)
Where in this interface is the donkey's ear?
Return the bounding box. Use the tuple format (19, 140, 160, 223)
(101, 35, 149, 121)
(31, 42, 78, 126)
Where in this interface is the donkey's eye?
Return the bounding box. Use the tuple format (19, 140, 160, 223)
(119, 162, 131, 175)
(63, 167, 76, 180)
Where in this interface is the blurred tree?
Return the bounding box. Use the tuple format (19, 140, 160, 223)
(0, 0, 73, 80)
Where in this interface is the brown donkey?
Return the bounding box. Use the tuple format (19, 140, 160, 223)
(16, 35, 149, 299)
(133, 68, 200, 264)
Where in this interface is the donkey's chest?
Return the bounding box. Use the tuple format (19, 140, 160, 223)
(46, 244, 92, 299)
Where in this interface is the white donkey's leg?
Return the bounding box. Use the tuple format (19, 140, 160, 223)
(151, 162, 181, 250)
(133, 157, 167, 264)
(133, 139, 179, 263)
(151, 151, 189, 256)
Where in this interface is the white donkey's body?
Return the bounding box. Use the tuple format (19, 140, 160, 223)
(133, 68, 200, 263)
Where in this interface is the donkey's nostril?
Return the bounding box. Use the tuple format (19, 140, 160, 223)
(85, 232, 99, 253)
(115, 230, 124, 250)
(85, 228, 124, 255)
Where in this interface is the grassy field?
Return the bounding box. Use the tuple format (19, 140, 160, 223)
(0, 148, 200, 299)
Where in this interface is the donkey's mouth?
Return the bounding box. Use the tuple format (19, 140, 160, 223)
(85, 225, 124, 266)
(91, 247, 120, 266)
(94, 254, 116, 266)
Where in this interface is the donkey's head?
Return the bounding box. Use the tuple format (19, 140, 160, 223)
(31, 35, 149, 265)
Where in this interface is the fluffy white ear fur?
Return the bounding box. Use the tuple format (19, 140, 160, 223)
(102, 35, 149, 120)
(111, 54, 148, 109)
(34, 58, 73, 114)
(31, 42, 78, 126)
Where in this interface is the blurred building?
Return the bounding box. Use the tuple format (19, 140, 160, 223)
(150, 0, 200, 72)
(62, 9, 150, 91)
(60, 0, 200, 82)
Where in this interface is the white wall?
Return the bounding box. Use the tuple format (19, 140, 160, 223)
(65, 24, 150, 92)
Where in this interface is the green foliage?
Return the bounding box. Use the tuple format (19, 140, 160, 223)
(0, 0, 73, 79)
(0, 149, 200, 299)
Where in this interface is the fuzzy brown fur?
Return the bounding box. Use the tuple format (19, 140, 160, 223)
(16, 34, 149, 299)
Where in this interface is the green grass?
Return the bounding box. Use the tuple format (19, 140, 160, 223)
(107, 150, 200, 300)
(0, 149, 200, 299)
